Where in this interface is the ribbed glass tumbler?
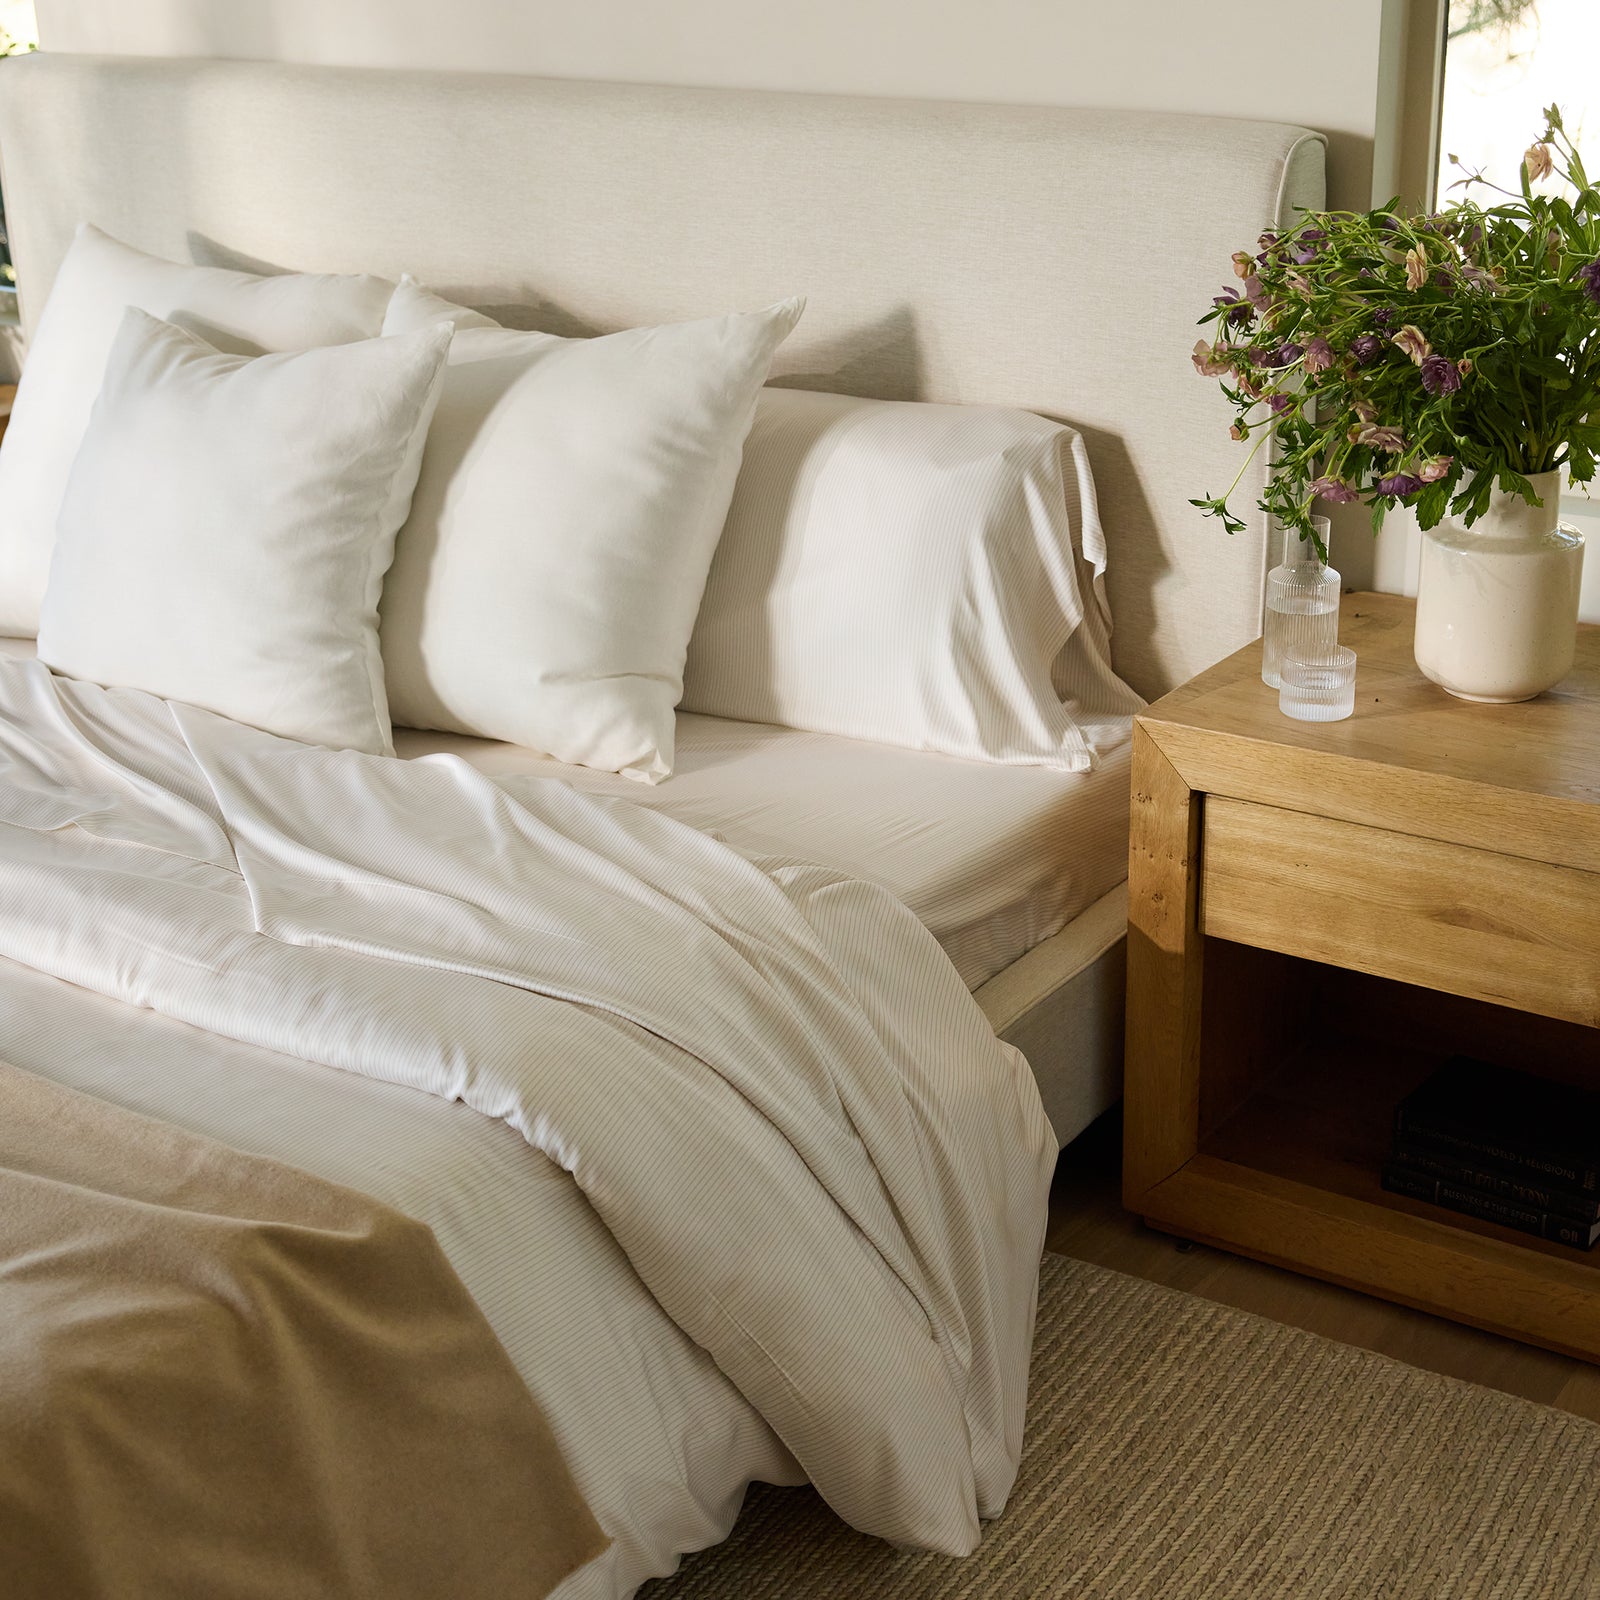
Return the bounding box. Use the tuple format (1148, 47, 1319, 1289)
(1262, 517, 1340, 690)
(1279, 646, 1357, 722)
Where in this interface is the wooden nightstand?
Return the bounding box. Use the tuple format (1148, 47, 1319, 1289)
(1123, 590, 1600, 1360)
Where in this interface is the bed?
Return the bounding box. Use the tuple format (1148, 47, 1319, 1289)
(0, 53, 1323, 1600)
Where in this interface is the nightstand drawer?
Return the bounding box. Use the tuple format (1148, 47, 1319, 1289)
(1200, 796, 1600, 1028)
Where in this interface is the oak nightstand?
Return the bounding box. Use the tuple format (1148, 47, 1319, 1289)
(1123, 591, 1600, 1359)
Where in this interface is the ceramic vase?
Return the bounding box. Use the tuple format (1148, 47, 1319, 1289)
(1414, 470, 1585, 703)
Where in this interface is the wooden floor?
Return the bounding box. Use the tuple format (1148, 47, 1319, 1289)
(1047, 1108, 1600, 1426)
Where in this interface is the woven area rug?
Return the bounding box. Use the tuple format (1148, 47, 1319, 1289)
(643, 1251, 1600, 1599)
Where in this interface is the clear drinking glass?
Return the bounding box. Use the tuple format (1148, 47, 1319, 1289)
(1279, 645, 1357, 722)
(1262, 516, 1340, 689)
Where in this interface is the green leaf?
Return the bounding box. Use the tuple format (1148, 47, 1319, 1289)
(1497, 468, 1539, 505)
(1413, 476, 1451, 530)
(1452, 468, 1495, 526)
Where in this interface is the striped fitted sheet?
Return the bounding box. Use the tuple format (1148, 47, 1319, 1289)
(0, 656, 1057, 1597)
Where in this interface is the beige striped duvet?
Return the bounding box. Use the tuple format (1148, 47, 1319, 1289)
(0, 656, 1056, 1592)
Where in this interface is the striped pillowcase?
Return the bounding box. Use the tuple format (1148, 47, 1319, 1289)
(681, 387, 1141, 772)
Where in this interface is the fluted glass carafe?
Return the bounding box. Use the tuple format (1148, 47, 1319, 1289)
(1262, 516, 1340, 689)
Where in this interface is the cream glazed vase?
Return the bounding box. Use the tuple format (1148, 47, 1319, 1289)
(1414, 470, 1585, 702)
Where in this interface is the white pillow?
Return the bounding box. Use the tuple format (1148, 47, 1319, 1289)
(681, 387, 1145, 770)
(0, 224, 395, 637)
(38, 309, 450, 755)
(379, 279, 803, 781)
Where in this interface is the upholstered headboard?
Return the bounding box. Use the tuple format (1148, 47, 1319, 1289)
(0, 53, 1323, 699)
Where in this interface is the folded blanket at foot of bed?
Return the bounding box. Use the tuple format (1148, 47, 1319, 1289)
(0, 1060, 608, 1600)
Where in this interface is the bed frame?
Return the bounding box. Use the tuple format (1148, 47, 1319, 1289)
(0, 53, 1325, 1142)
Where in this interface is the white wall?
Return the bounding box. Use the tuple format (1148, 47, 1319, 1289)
(35, 0, 1411, 587)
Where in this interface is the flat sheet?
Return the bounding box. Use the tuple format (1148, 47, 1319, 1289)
(0, 657, 1056, 1595)
(0, 637, 1130, 992)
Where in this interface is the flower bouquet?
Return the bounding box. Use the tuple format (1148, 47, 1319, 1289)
(1191, 106, 1600, 558)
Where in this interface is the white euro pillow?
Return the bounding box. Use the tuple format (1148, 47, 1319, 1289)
(681, 387, 1145, 770)
(38, 309, 451, 755)
(0, 224, 395, 637)
(379, 279, 803, 781)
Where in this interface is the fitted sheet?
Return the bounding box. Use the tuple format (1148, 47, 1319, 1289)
(393, 714, 1132, 991)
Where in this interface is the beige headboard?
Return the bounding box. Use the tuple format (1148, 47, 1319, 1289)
(0, 53, 1323, 699)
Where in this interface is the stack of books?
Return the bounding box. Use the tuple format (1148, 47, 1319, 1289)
(1383, 1057, 1600, 1251)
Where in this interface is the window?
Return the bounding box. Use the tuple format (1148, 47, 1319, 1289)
(1439, 2, 1594, 203)
(0, 0, 36, 293)
(1437, 1, 1597, 521)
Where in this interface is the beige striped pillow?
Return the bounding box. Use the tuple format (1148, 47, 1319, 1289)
(681, 387, 1141, 771)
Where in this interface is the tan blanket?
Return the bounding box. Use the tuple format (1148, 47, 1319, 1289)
(0, 1061, 607, 1600)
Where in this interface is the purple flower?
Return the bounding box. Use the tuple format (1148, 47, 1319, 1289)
(1291, 227, 1327, 265)
(1418, 455, 1454, 483)
(1310, 476, 1360, 503)
(1271, 342, 1303, 368)
(1213, 287, 1254, 327)
(1372, 307, 1397, 330)
(1350, 333, 1385, 365)
(1267, 393, 1295, 415)
(1420, 354, 1462, 396)
(1301, 337, 1335, 374)
(1577, 259, 1600, 303)
(1375, 473, 1423, 498)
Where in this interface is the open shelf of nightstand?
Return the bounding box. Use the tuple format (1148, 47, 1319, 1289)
(1134, 935, 1600, 1356)
(1202, 1025, 1600, 1278)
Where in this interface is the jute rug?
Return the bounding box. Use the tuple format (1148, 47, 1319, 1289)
(644, 1252, 1600, 1598)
